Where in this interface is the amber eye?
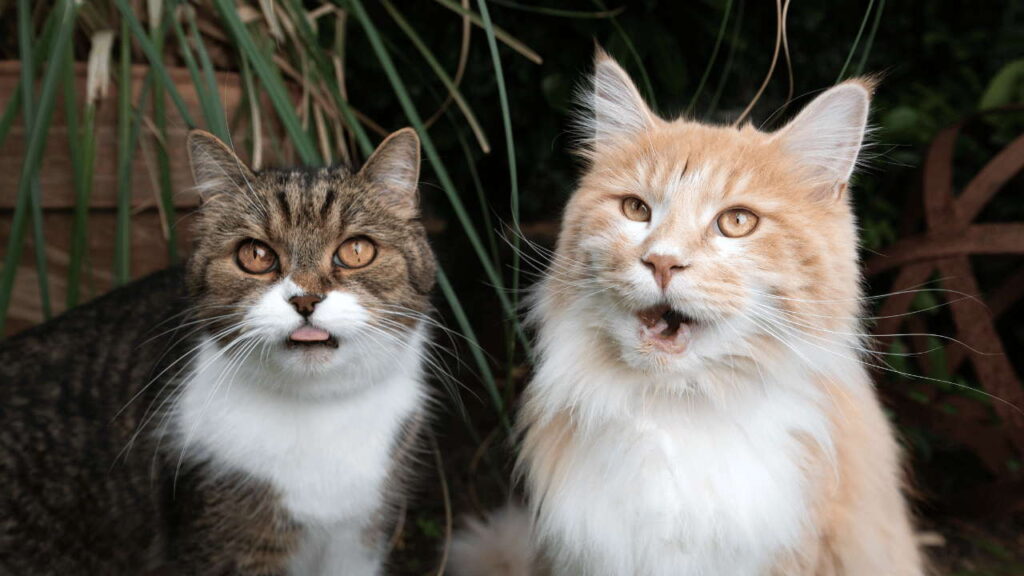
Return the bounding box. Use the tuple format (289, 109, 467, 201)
(621, 196, 651, 222)
(236, 239, 278, 274)
(334, 237, 377, 269)
(716, 208, 760, 238)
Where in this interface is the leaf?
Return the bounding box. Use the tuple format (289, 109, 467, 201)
(979, 59, 1024, 110)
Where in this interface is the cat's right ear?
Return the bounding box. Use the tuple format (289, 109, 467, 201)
(187, 129, 255, 202)
(359, 127, 421, 215)
(770, 79, 874, 195)
(583, 48, 656, 151)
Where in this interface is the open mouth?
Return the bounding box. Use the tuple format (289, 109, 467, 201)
(286, 325, 339, 349)
(636, 304, 695, 354)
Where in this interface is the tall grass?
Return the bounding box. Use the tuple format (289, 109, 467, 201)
(0, 0, 885, 438)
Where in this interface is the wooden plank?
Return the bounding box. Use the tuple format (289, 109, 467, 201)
(0, 61, 253, 210)
(0, 209, 195, 334)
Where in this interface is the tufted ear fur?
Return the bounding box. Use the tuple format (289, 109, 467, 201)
(187, 130, 256, 202)
(772, 79, 874, 193)
(359, 127, 421, 212)
(579, 48, 657, 153)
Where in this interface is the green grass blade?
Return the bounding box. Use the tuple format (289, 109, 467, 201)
(209, 0, 320, 164)
(0, 0, 59, 150)
(476, 0, 519, 234)
(112, 0, 195, 127)
(63, 33, 87, 308)
(854, 0, 886, 77)
(28, 179, 50, 320)
(0, 87, 21, 149)
(381, 0, 491, 153)
(0, 0, 75, 334)
(489, 0, 624, 18)
(115, 74, 155, 285)
(453, 121, 499, 265)
(686, 0, 733, 115)
(114, 33, 154, 288)
(436, 266, 510, 432)
(431, 0, 543, 64)
(836, 0, 876, 83)
(707, 0, 745, 116)
(170, 14, 206, 107)
(186, 6, 231, 141)
(151, 4, 177, 264)
(114, 19, 133, 287)
(17, 0, 52, 320)
(68, 105, 97, 308)
(593, 0, 656, 109)
(344, 0, 532, 355)
(477, 0, 525, 403)
(172, 7, 229, 141)
(279, 0, 374, 157)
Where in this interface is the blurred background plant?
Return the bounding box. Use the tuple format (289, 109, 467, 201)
(0, 0, 1022, 573)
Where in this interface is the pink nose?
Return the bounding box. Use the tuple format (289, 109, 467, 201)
(643, 253, 686, 291)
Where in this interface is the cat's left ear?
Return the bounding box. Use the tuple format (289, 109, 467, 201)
(771, 79, 874, 196)
(359, 127, 421, 213)
(586, 48, 657, 150)
(187, 129, 256, 202)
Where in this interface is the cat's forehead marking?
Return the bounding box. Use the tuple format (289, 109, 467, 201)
(631, 153, 689, 201)
(320, 187, 337, 219)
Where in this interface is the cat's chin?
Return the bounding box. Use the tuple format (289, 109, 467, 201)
(280, 343, 341, 367)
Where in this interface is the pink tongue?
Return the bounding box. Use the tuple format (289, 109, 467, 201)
(289, 326, 331, 342)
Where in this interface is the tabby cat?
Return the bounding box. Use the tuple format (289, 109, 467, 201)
(451, 51, 924, 575)
(0, 128, 436, 575)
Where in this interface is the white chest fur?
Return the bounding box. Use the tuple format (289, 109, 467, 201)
(532, 378, 830, 576)
(171, 338, 425, 574)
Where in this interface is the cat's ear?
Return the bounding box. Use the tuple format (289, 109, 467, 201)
(772, 79, 874, 193)
(359, 127, 421, 212)
(584, 48, 656, 150)
(187, 130, 255, 201)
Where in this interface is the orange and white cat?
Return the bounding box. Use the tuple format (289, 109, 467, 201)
(451, 52, 924, 575)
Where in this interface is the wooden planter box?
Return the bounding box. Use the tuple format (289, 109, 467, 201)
(0, 61, 252, 335)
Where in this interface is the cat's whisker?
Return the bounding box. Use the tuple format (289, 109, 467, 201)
(373, 305, 477, 349)
(494, 227, 599, 279)
(119, 318, 261, 462)
(360, 323, 465, 398)
(367, 307, 472, 367)
(748, 312, 1022, 415)
(760, 294, 976, 322)
(137, 311, 244, 349)
(748, 300, 994, 357)
(115, 317, 260, 425)
(747, 284, 988, 308)
(355, 323, 470, 413)
(374, 319, 468, 371)
(173, 333, 262, 490)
